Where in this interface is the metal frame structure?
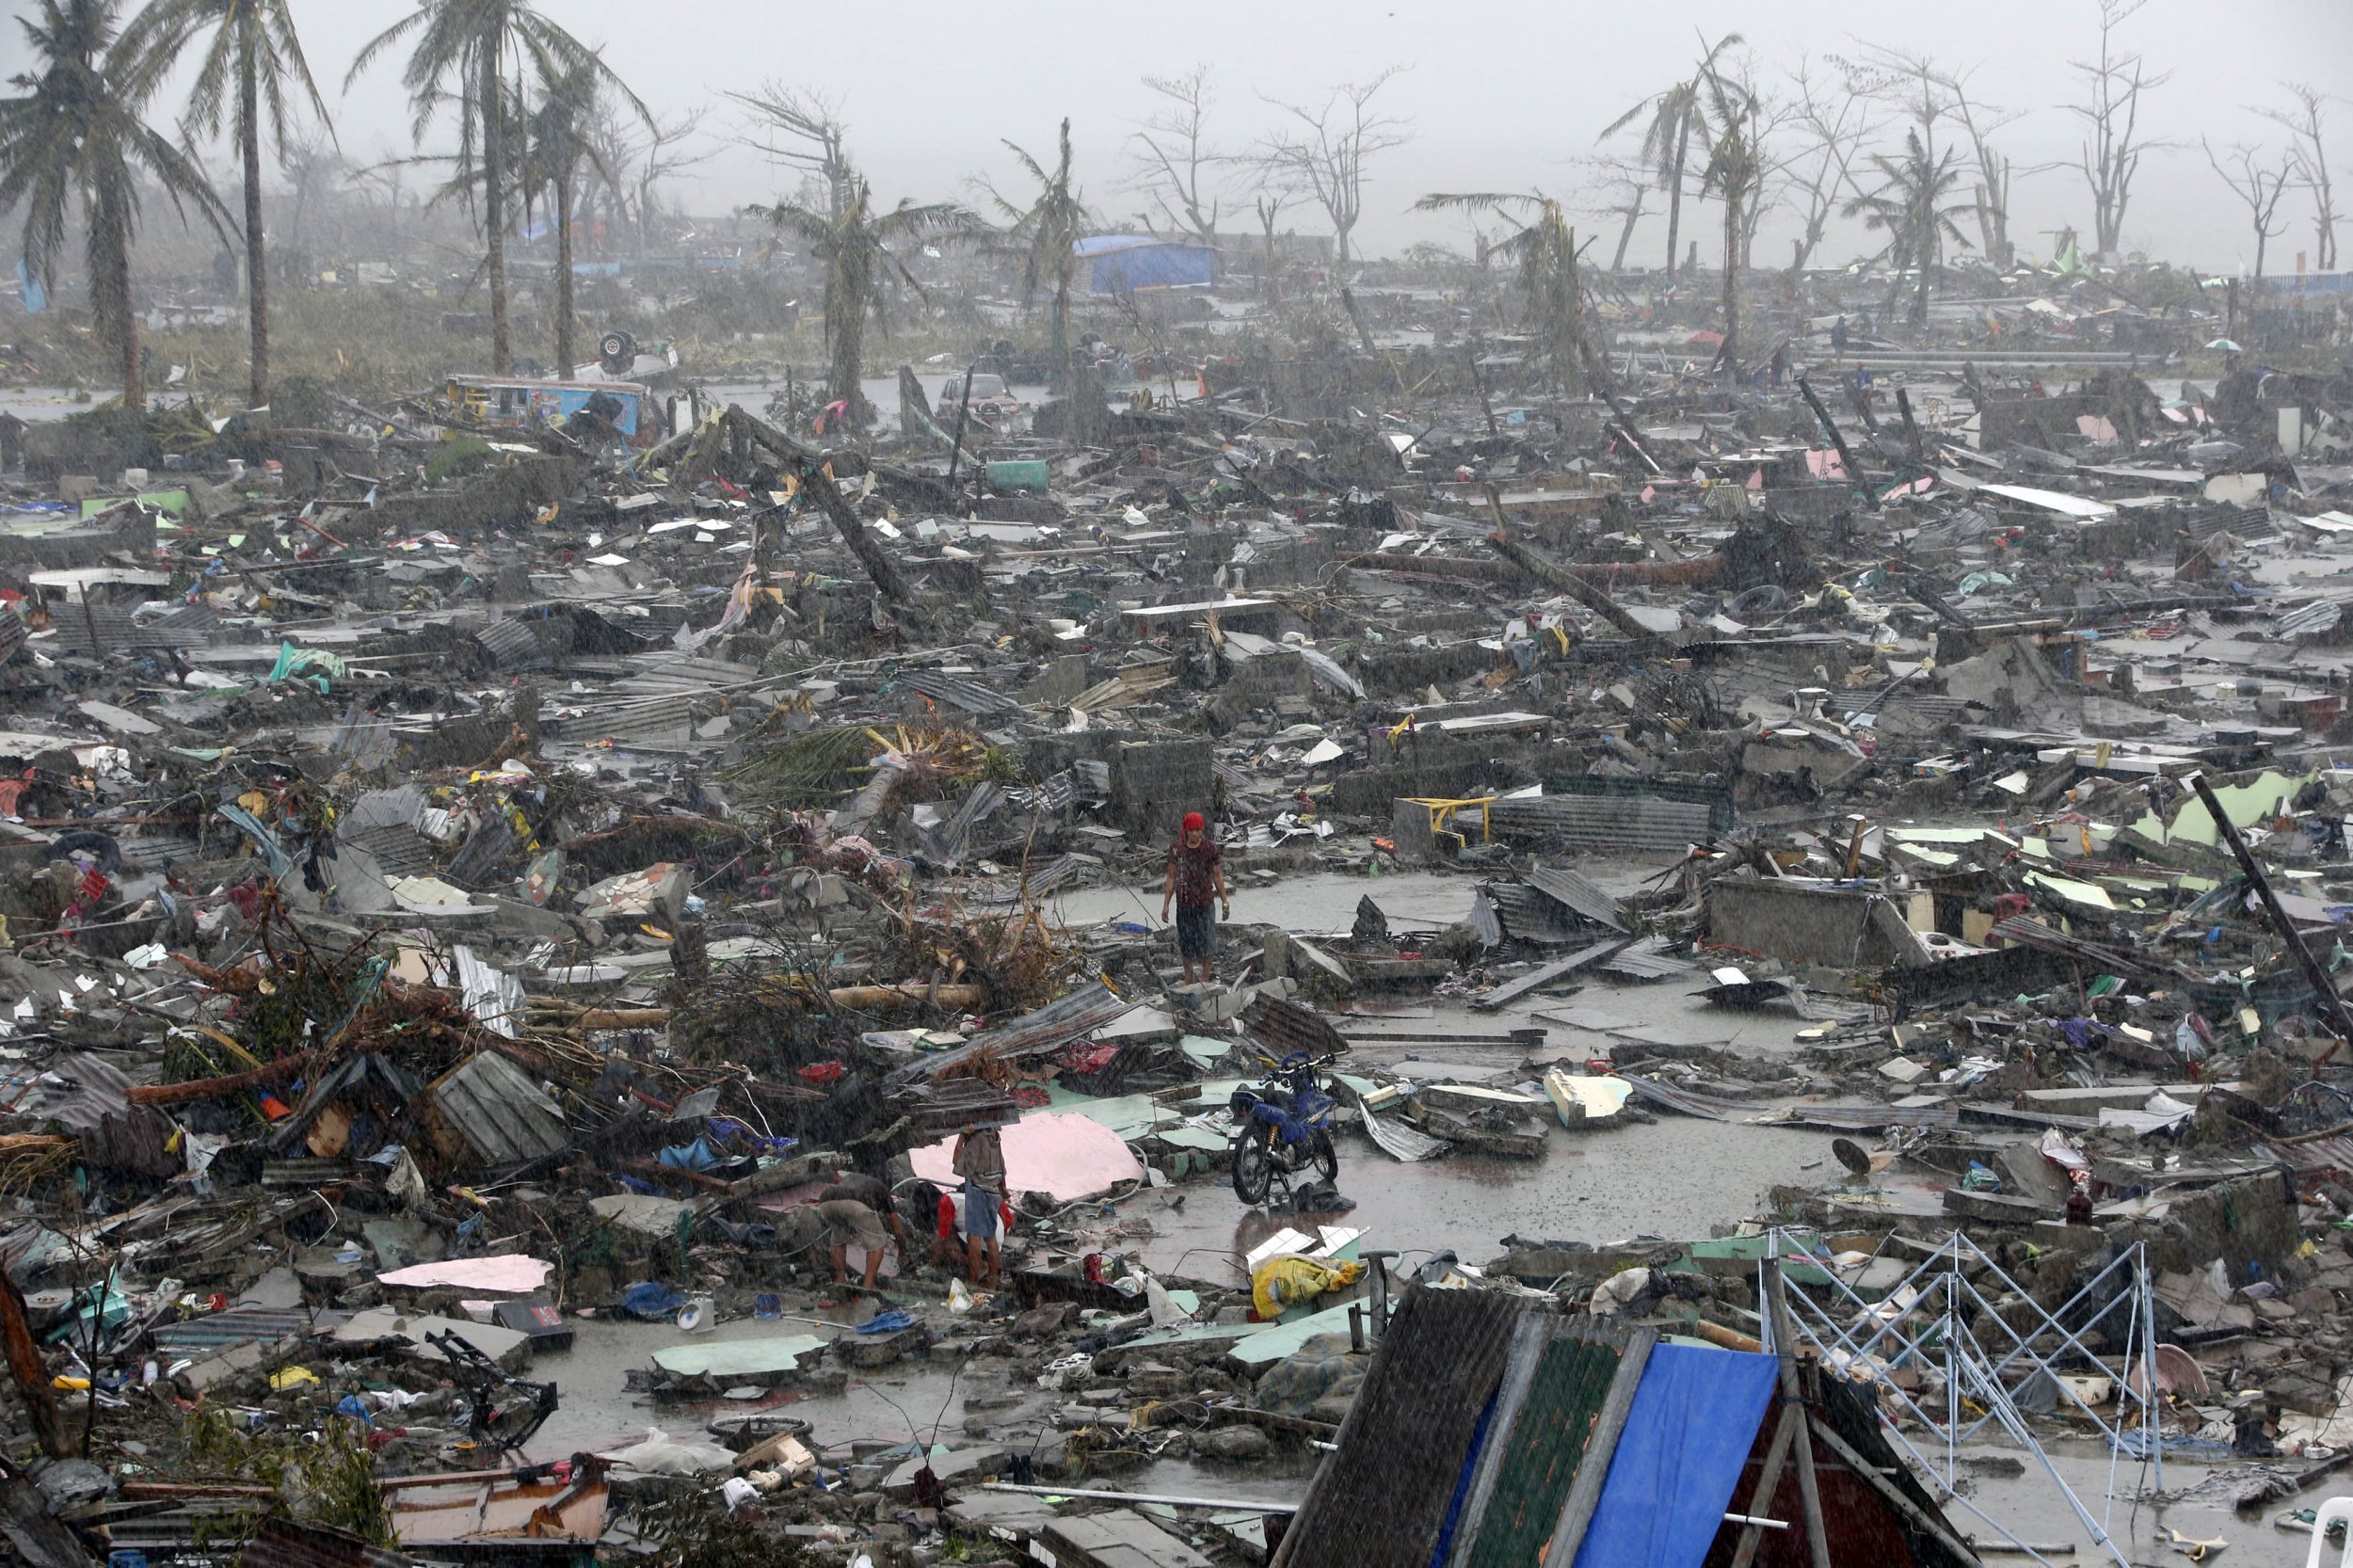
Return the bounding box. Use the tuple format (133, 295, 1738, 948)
(1760, 1229, 2160, 1568)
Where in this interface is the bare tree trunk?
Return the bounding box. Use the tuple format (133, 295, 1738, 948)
(554, 171, 575, 375)
(832, 312, 866, 428)
(120, 262, 141, 410)
(480, 40, 510, 375)
(1611, 190, 1645, 271)
(1721, 195, 1740, 367)
(1664, 107, 1691, 274)
(239, 32, 267, 409)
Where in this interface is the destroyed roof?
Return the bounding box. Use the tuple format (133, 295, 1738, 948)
(423, 1050, 570, 1167)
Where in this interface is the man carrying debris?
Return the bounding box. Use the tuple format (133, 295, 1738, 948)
(1160, 810, 1230, 984)
(818, 1166, 910, 1268)
(952, 1118, 1007, 1288)
(787, 1196, 893, 1290)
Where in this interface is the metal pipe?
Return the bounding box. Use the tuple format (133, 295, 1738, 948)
(981, 1482, 1297, 1512)
(2189, 769, 2353, 1062)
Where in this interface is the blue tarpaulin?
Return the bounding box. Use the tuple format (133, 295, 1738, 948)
(1571, 1344, 1779, 1568)
(1074, 234, 1215, 294)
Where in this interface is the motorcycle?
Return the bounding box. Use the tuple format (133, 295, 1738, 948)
(1228, 1050, 1342, 1204)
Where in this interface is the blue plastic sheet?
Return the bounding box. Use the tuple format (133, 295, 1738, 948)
(1571, 1345, 1780, 1568)
(658, 1136, 723, 1172)
(619, 1281, 686, 1320)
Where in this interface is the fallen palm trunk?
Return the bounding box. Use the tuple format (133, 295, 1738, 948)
(1362, 551, 1724, 588)
(1486, 528, 1675, 643)
(125, 1052, 313, 1106)
(532, 981, 989, 1031)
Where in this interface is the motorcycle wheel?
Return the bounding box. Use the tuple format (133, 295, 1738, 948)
(1232, 1134, 1274, 1205)
(1309, 1130, 1339, 1184)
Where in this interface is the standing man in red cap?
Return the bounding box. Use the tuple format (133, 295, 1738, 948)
(1161, 810, 1230, 984)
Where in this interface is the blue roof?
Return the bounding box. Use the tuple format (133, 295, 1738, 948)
(1072, 234, 1172, 257)
(1072, 235, 1215, 293)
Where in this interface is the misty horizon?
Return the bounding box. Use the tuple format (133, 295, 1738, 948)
(7, 0, 2348, 280)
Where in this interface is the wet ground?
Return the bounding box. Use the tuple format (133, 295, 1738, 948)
(524, 1316, 2272, 1563)
(1048, 862, 1848, 1283)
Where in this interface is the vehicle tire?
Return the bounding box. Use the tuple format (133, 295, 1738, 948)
(1232, 1135, 1273, 1205)
(1309, 1131, 1339, 1184)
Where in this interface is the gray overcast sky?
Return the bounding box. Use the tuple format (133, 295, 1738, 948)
(11, 0, 2351, 272)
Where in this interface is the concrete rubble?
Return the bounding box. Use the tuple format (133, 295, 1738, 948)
(3, 252, 2353, 1568)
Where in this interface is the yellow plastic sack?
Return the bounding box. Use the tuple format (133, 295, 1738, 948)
(1251, 1256, 1364, 1320)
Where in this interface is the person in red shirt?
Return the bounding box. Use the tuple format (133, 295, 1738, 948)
(1160, 810, 1229, 984)
(934, 1185, 1014, 1281)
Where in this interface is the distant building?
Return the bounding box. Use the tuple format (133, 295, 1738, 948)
(1072, 235, 1217, 294)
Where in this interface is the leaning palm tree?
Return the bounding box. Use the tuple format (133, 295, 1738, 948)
(517, 51, 613, 376)
(348, 0, 642, 376)
(0, 0, 230, 408)
(1844, 130, 1975, 326)
(749, 179, 973, 431)
(116, 0, 329, 411)
(985, 119, 1088, 385)
(1598, 31, 1742, 276)
(1415, 191, 1602, 398)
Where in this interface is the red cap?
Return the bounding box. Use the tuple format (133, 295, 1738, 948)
(1182, 811, 1206, 832)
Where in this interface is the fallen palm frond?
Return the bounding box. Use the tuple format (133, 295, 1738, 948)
(718, 723, 885, 808)
(0, 1136, 76, 1197)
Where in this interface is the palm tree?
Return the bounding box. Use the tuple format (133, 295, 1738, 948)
(518, 51, 611, 376)
(1414, 191, 1600, 398)
(1844, 130, 1975, 326)
(348, 0, 640, 376)
(1696, 69, 1762, 368)
(749, 180, 972, 431)
(1598, 31, 1742, 276)
(0, 0, 229, 408)
(987, 119, 1088, 384)
(116, 0, 328, 411)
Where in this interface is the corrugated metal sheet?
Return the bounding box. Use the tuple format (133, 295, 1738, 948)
(1479, 883, 1583, 945)
(1461, 1323, 1649, 1568)
(1242, 995, 1352, 1061)
(885, 983, 1131, 1086)
(0, 603, 25, 664)
(1599, 936, 1695, 980)
(1286, 1285, 1527, 1568)
(1621, 1072, 1959, 1130)
(14, 1054, 177, 1176)
(1989, 916, 2178, 976)
(963, 854, 1087, 906)
(240, 1516, 412, 1568)
(337, 784, 432, 842)
(1487, 793, 1716, 853)
(454, 946, 527, 1038)
(474, 616, 555, 669)
(1619, 1074, 1765, 1122)
(444, 814, 518, 888)
(153, 1304, 315, 1354)
(2271, 1136, 2353, 1177)
(344, 825, 437, 878)
(1524, 865, 1625, 932)
(896, 668, 1021, 715)
(604, 653, 761, 695)
(1543, 773, 1737, 832)
(426, 1050, 569, 1166)
(47, 601, 216, 654)
(1784, 1100, 1960, 1132)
